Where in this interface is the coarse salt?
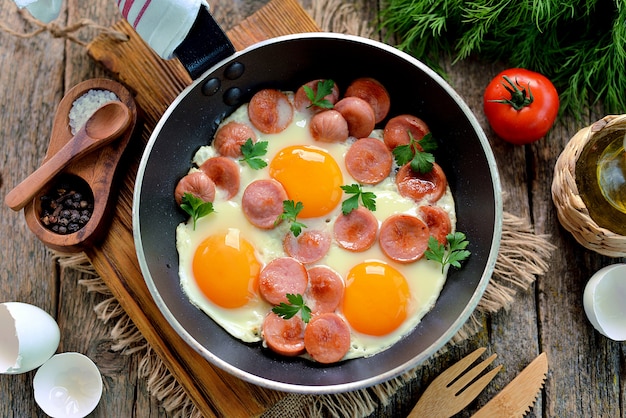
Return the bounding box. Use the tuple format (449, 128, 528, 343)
(68, 89, 120, 135)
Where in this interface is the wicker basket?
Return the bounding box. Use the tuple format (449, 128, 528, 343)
(552, 114, 626, 257)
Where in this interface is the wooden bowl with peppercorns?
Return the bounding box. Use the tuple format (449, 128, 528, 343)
(23, 79, 137, 252)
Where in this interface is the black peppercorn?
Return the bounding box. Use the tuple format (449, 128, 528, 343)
(39, 177, 94, 235)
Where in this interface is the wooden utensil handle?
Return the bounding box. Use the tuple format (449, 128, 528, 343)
(5, 133, 105, 212)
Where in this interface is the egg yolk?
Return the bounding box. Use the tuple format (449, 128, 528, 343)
(342, 261, 410, 336)
(269, 145, 343, 218)
(192, 229, 261, 309)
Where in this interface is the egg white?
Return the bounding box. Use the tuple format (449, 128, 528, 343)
(177, 91, 456, 359)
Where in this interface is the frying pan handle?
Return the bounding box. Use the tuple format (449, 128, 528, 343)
(173, 5, 236, 80)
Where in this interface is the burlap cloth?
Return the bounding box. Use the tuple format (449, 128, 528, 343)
(7, 0, 556, 416)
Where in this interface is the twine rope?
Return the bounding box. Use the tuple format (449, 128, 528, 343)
(0, 6, 127, 46)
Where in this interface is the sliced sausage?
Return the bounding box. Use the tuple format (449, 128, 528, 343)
(344, 77, 390, 123)
(199, 156, 241, 199)
(259, 257, 308, 305)
(262, 312, 306, 357)
(213, 121, 257, 158)
(383, 114, 430, 150)
(395, 162, 447, 203)
(283, 229, 331, 264)
(379, 214, 430, 263)
(344, 137, 393, 184)
(309, 109, 349, 143)
(293, 79, 340, 112)
(248, 89, 294, 134)
(304, 312, 351, 364)
(305, 266, 344, 314)
(241, 179, 288, 229)
(334, 96, 376, 138)
(174, 171, 216, 205)
(419, 205, 452, 245)
(333, 206, 378, 252)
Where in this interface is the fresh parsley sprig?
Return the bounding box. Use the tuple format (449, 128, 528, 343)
(180, 192, 215, 230)
(239, 138, 268, 169)
(392, 131, 438, 173)
(304, 79, 335, 109)
(425, 231, 471, 273)
(340, 184, 376, 215)
(272, 293, 312, 323)
(275, 200, 307, 237)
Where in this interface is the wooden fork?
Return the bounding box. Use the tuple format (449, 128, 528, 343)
(408, 347, 502, 418)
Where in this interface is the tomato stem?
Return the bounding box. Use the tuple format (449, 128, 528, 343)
(490, 75, 534, 110)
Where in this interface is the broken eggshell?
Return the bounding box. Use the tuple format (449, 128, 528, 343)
(583, 263, 626, 341)
(0, 302, 60, 374)
(33, 352, 103, 418)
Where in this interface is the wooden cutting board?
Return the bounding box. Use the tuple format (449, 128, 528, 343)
(84, 0, 319, 416)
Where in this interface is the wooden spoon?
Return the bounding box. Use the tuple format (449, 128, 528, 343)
(5, 101, 131, 212)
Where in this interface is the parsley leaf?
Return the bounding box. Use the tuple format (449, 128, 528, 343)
(425, 232, 471, 273)
(272, 293, 312, 323)
(275, 200, 307, 237)
(340, 184, 377, 215)
(392, 132, 438, 173)
(239, 138, 268, 169)
(180, 192, 215, 230)
(303, 79, 335, 109)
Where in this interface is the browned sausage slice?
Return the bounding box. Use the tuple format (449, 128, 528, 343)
(334, 96, 376, 138)
(199, 156, 241, 200)
(213, 121, 257, 158)
(344, 137, 393, 184)
(283, 229, 331, 264)
(379, 214, 430, 263)
(248, 89, 294, 134)
(333, 206, 378, 252)
(304, 312, 351, 364)
(305, 266, 344, 314)
(241, 179, 288, 229)
(395, 162, 447, 204)
(259, 257, 308, 305)
(383, 114, 430, 150)
(309, 109, 349, 143)
(174, 171, 216, 205)
(262, 312, 306, 356)
(419, 205, 452, 245)
(344, 77, 391, 123)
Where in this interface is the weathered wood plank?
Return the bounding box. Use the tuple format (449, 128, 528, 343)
(1, 0, 625, 417)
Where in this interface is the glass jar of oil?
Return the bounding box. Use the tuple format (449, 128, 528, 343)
(576, 129, 626, 236)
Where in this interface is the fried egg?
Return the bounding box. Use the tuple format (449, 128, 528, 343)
(177, 92, 456, 359)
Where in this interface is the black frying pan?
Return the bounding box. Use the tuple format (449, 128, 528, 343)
(133, 13, 502, 393)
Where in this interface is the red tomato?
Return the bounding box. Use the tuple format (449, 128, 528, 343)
(483, 68, 559, 145)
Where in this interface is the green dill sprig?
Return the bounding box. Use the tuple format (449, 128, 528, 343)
(379, 0, 626, 116)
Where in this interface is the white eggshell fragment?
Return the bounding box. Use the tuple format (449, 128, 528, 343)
(0, 302, 60, 374)
(583, 263, 626, 341)
(33, 352, 103, 418)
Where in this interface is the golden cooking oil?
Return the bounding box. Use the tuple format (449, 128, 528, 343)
(576, 129, 626, 236)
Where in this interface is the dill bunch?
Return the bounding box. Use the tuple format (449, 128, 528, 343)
(379, 0, 626, 116)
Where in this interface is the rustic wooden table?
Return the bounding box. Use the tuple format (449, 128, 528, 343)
(1, 0, 624, 417)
